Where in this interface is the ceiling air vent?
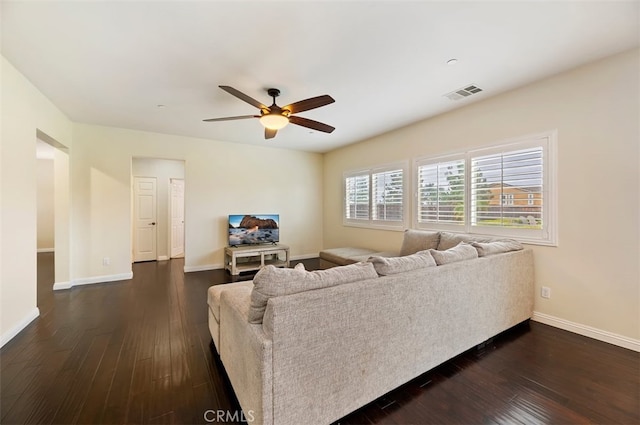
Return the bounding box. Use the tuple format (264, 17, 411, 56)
(444, 84, 483, 101)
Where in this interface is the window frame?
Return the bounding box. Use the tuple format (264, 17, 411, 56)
(343, 161, 409, 231)
(344, 170, 370, 222)
(414, 153, 467, 232)
(413, 130, 557, 246)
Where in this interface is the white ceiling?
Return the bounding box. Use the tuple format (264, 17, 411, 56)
(2, 1, 638, 153)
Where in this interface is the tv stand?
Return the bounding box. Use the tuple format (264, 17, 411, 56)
(224, 244, 290, 276)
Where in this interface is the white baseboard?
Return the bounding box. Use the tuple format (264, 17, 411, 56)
(0, 307, 40, 348)
(37, 248, 54, 253)
(532, 311, 640, 352)
(53, 281, 72, 290)
(53, 272, 133, 291)
(157, 255, 169, 261)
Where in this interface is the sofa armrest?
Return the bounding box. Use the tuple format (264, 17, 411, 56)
(219, 289, 273, 425)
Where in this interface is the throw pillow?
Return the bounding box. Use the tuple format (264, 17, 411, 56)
(248, 262, 378, 324)
(368, 250, 436, 276)
(470, 240, 523, 257)
(429, 242, 478, 265)
(437, 231, 496, 251)
(399, 229, 441, 256)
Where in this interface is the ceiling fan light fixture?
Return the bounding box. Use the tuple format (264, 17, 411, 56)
(259, 113, 289, 130)
(205, 86, 335, 139)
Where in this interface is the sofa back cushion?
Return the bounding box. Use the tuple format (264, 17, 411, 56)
(399, 229, 441, 256)
(368, 250, 436, 276)
(430, 242, 478, 265)
(249, 262, 378, 323)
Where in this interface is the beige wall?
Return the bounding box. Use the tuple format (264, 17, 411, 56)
(1, 56, 73, 345)
(71, 123, 324, 279)
(324, 49, 640, 341)
(36, 159, 55, 250)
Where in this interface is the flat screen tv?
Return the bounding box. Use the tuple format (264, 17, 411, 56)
(228, 214, 279, 246)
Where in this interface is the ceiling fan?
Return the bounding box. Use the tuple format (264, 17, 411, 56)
(203, 86, 335, 139)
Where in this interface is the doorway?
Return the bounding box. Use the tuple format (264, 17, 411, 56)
(131, 158, 185, 263)
(35, 130, 70, 296)
(36, 139, 55, 306)
(36, 140, 55, 255)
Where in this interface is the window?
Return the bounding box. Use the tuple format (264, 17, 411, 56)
(372, 169, 404, 221)
(501, 194, 515, 206)
(345, 173, 369, 220)
(416, 157, 465, 228)
(470, 144, 544, 232)
(344, 163, 407, 229)
(415, 131, 556, 245)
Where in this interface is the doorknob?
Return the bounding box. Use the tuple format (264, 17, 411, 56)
(150, 222, 156, 225)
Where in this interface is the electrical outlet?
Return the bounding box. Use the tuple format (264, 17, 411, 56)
(541, 286, 551, 299)
(103, 257, 110, 266)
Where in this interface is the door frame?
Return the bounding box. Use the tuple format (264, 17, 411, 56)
(168, 178, 185, 258)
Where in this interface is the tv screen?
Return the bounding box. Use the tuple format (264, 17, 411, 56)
(228, 214, 279, 246)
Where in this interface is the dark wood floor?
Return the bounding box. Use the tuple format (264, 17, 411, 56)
(1, 253, 638, 425)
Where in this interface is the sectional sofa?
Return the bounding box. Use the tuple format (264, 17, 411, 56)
(207, 230, 534, 425)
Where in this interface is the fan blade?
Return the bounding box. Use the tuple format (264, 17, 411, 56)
(283, 95, 335, 114)
(203, 115, 259, 122)
(265, 128, 277, 139)
(219, 86, 268, 110)
(289, 116, 335, 133)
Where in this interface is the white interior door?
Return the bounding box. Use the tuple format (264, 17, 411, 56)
(170, 178, 185, 258)
(134, 177, 157, 262)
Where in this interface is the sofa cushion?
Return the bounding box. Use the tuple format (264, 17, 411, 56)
(430, 242, 478, 265)
(320, 248, 398, 267)
(348, 251, 398, 264)
(368, 250, 436, 276)
(319, 247, 378, 266)
(437, 231, 496, 251)
(249, 262, 378, 323)
(470, 240, 523, 256)
(207, 281, 254, 321)
(399, 229, 441, 256)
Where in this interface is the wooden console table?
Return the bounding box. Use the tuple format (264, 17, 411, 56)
(224, 244, 290, 275)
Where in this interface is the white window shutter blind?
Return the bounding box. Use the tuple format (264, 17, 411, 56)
(471, 147, 543, 229)
(345, 174, 370, 220)
(372, 169, 403, 222)
(417, 159, 465, 225)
